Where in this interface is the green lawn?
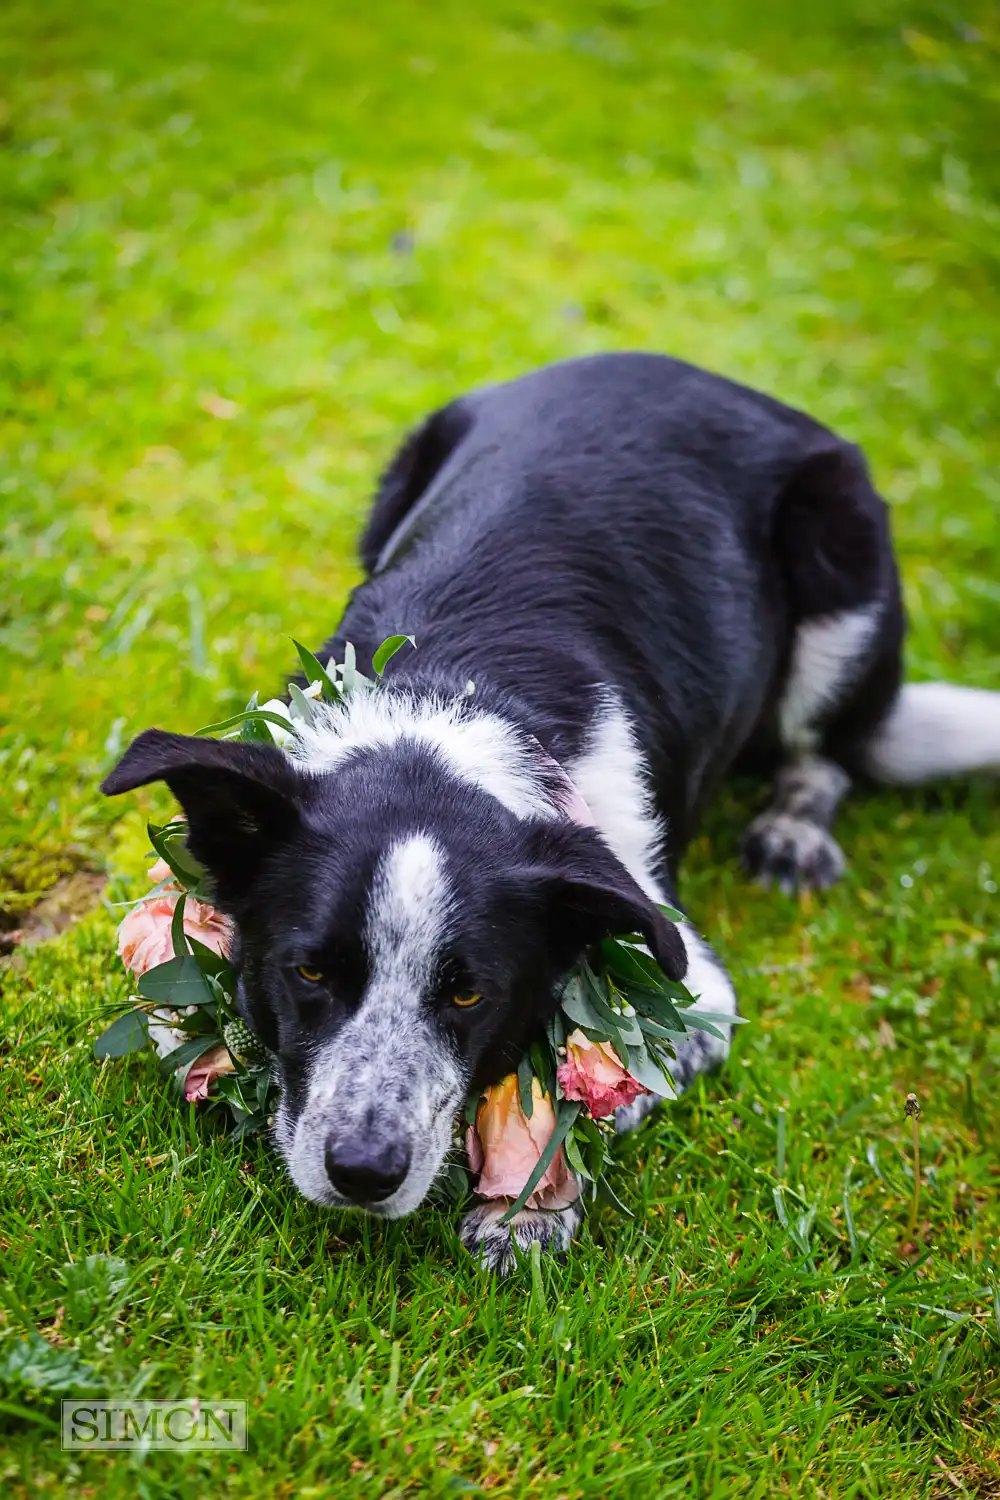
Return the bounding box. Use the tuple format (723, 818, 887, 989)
(2, 0, 999, 1493)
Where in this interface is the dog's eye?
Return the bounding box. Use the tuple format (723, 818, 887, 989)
(452, 992, 482, 1009)
(296, 966, 325, 984)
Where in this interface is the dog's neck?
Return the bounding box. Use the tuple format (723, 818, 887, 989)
(288, 672, 670, 906)
(287, 678, 588, 825)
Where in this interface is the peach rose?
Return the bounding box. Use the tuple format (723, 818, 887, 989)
(466, 1075, 579, 1210)
(556, 1029, 649, 1119)
(183, 1045, 237, 1102)
(117, 893, 230, 979)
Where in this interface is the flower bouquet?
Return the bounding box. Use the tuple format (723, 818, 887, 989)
(97, 637, 738, 1216)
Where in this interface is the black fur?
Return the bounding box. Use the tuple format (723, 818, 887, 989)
(104, 352, 911, 1238)
(325, 353, 903, 850)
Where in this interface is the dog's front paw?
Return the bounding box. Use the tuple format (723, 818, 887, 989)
(742, 812, 846, 893)
(459, 1199, 583, 1276)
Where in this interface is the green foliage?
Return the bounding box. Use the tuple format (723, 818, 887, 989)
(1, 0, 999, 1494)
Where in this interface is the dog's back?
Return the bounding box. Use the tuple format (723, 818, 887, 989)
(333, 353, 882, 824)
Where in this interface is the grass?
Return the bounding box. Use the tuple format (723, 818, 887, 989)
(1, 0, 999, 1493)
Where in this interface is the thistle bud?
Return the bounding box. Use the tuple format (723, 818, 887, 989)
(223, 1018, 269, 1069)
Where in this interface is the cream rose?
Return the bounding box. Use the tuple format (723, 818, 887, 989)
(466, 1075, 579, 1210)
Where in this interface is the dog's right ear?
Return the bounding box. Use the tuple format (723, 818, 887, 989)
(102, 729, 308, 899)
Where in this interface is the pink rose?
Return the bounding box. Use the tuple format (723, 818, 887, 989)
(183, 1044, 237, 1102)
(117, 893, 231, 979)
(466, 1075, 579, 1211)
(556, 1029, 649, 1119)
(147, 857, 175, 885)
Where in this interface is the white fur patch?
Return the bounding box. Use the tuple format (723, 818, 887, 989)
(865, 682, 1000, 785)
(568, 694, 665, 902)
(289, 690, 557, 820)
(275, 833, 465, 1218)
(366, 833, 452, 988)
(616, 925, 738, 1126)
(780, 606, 881, 754)
(676, 924, 737, 1067)
(567, 693, 738, 1093)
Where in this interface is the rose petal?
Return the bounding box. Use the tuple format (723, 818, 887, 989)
(183, 1044, 237, 1102)
(557, 1029, 649, 1119)
(468, 1075, 579, 1210)
(116, 893, 231, 978)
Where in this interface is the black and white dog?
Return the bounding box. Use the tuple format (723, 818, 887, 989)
(103, 353, 1000, 1273)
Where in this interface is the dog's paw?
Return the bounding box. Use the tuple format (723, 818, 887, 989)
(742, 812, 846, 893)
(459, 1199, 583, 1276)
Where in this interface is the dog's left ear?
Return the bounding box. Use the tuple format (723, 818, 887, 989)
(519, 825, 688, 982)
(102, 728, 309, 900)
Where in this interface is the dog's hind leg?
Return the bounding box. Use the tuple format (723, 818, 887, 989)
(743, 444, 905, 892)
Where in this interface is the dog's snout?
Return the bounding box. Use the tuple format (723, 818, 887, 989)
(324, 1135, 411, 1204)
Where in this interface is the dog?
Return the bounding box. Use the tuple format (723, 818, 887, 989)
(103, 352, 1000, 1274)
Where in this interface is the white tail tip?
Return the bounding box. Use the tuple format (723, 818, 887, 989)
(865, 682, 1000, 785)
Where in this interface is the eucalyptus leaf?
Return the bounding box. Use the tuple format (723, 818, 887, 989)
(563, 1126, 595, 1181)
(94, 1008, 149, 1059)
(530, 1038, 559, 1100)
(147, 823, 207, 890)
(595, 1173, 634, 1216)
(372, 633, 416, 677)
(624, 984, 686, 1034)
(623, 1041, 674, 1093)
(673, 1010, 729, 1041)
(159, 1035, 218, 1075)
(682, 1006, 748, 1028)
(608, 1007, 645, 1048)
(544, 1007, 566, 1053)
(186, 936, 234, 987)
(576, 964, 628, 1056)
(341, 640, 357, 695)
(137, 955, 215, 1008)
(194, 708, 303, 738)
(516, 1052, 535, 1120)
(656, 902, 686, 924)
(561, 976, 608, 1033)
(600, 940, 665, 988)
(634, 1013, 686, 1045)
(172, 1009, 218, 1036)
(288, 681, 317, 725)
(292, 639, 341, 702)
(170, 892, 189, 960)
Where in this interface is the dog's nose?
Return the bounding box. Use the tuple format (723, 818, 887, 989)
(324, 1137, 411, 1204)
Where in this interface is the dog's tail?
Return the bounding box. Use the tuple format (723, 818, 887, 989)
(863, 682, 1000, 785)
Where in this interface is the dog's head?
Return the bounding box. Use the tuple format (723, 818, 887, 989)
(103, 724, 686, 1217)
